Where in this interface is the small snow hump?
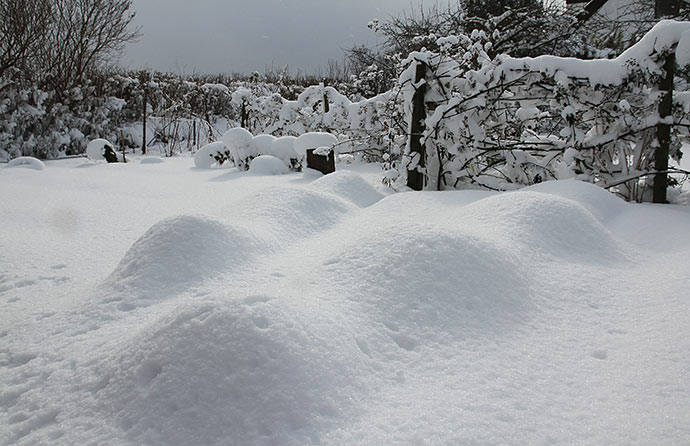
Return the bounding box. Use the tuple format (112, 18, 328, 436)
(103, 215, 262, 301)
(6, 156, 45, 170)
(93, 301, 352, 445)
(312, 170, 383, 208)
(461, 190, 627, 264)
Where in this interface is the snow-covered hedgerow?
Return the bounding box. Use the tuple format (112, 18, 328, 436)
(395, 20, 690, 201)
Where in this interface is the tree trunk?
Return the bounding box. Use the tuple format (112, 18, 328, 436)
(407, 62, 427, 191)
(653, 53, 675, 204)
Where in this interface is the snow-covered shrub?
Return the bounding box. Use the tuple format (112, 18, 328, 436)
(294, 132, 339, 158)
(249, 155, 289, 175)
(270, 136, 299, 169)
(222, 127, 258, 170)
(194, 141, 229, 168)
(393, 20, 690, 201)
(86, 139, 117, 162)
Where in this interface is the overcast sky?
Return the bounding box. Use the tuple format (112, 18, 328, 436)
(121, 0, 440, 76)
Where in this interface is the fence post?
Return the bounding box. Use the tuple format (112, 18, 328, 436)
(141, 89, 147, 155)
(241, 99, 249, 130)
(407, 61, 427, 191)
(653, 52, 675, 204)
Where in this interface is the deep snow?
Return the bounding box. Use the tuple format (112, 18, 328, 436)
(1, 156, 689, 445)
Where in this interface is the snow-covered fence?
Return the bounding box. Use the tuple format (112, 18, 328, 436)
(397, 20, 690, 202)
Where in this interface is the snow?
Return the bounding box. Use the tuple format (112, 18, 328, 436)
(248, 155, 289, 175)
(85, 138, 114, 161)
(193, 141, 227, 168)
(270, 135, 298, 166)
(294, 132, 338, 157)
(5, 157, 45, 170)
(222, 127, 257, 169)
(1, 157, 690, 445)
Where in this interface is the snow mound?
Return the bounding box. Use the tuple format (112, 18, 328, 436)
(193, 141, 227, 168)
(249, 155, 289, 175)
(94, 301, 351, 445)
(461, 190, 626, 264)
(140, 157, 165, 164)
(324, 222, 531, 345)
(104, 215, 263, 300)
(222, 127, 257, 169)
(86, 138, 114, 161)
(312, 170, 383, 208)
(524, 179, 628, 222)
(294, 132, 338, 157)
(229, 187, 353, 243)
(6, 156, 45, 170)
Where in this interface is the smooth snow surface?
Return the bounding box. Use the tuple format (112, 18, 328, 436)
(1, 158, 689, 446)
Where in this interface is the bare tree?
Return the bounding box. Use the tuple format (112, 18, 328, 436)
(0, 0, 51, 76)
(40, 0, 141, 92)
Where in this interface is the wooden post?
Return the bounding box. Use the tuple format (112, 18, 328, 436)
(241, 100, 249, 130)
(653, 53, 675, 204)
(322, 81, 329, 114)
(120, 130, 127, 163)
(306, 148, 335, 175)
(141, 89, 147, 155)
(407, 61, 427, 191)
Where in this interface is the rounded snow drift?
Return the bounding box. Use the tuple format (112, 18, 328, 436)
(461, 190, 625, 264)
(312, 170, 383, 208)
(325, 222, 531, 344)
(6, 156, 45, 170)
(95, 301, 350, 445)
(104, 215, 262, 299)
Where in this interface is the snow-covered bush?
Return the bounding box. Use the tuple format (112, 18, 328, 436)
(249, 155, 289, 175)
(86, 139, 117, 162)
(222, 127, 258, 170)
(393, 20, 690, 201)
(194, 141, 229, 168)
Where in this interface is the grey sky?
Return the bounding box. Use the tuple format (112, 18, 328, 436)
(121, 0, 439, 75)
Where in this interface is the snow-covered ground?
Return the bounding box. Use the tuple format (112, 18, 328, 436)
(1, 156, 690, 445)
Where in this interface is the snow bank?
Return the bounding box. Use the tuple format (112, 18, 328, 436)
(459, 190, 626, 264)
(312, 170, 383, 208)
(103, 215, 264, 303)
(324, 221, 531, 344)
(6, 156, 45, 170)
(93, 300, 354, 445)
(248, 155, 289, 175)
(193, 141, 227, 168)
